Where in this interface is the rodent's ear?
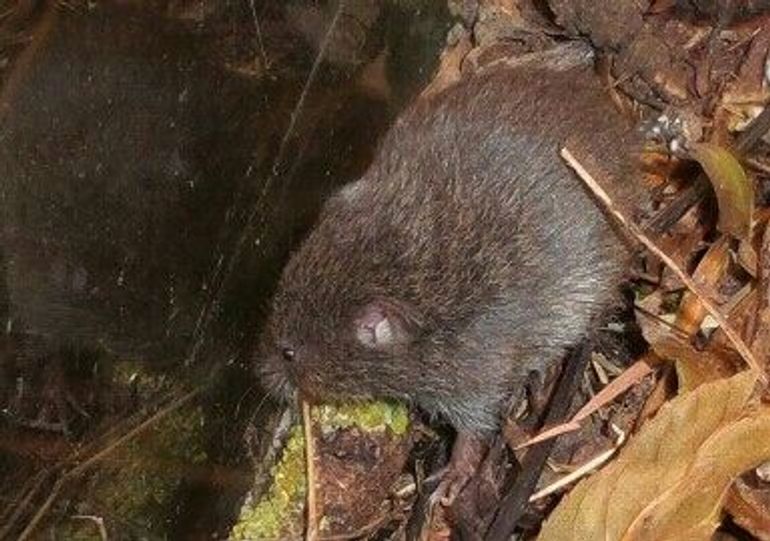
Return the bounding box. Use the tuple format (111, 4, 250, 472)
(354, 299, 418, 350)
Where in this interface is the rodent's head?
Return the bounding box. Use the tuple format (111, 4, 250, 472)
(258, 284, 423, 403)
(257, 177, 427, 405)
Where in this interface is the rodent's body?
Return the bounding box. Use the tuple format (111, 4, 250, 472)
(260, 55, 641, 433)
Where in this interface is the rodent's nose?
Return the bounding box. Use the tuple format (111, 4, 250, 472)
(255, 347, 296, 398)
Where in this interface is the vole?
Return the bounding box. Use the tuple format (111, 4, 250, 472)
(258, 45, 642, 476)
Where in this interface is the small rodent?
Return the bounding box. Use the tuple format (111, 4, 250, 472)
(258, 47, 642, 435)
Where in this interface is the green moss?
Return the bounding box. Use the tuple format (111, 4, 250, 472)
(314, 400, 410, 435)
(99, 405, 206, 527)
(53, 522, 104, 541)
(232, 400, 409, 538)
(53, 400, 207, 538)
(230, 426, 307, 540)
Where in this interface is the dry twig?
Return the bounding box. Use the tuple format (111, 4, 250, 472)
(562, 147, 767, 386)
(529, 424, 626, 502)
(518, 359, 653, 449)
(302, 400, 319, 541)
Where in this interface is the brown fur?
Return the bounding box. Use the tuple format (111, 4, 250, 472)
(259, 54, 642, 433)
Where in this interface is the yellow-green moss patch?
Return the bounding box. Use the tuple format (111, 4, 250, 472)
(55, 400, 207, 538)
(230, 425, 307, 540)
(313, 400, 409, 435)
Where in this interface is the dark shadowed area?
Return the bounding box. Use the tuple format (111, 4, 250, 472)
(0, 0, 449, 537)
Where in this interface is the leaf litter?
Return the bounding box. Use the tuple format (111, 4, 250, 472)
(3, 0, 770, 539)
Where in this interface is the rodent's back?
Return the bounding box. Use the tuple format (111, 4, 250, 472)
(362, 64, 637, 305)
(287, 64, 638, 323)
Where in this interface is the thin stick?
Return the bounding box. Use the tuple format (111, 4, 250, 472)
(17, 477, 66, 541)
(303, 400, 319, 541)
(247, 0, 269, 71)
(529, 424, 626, 502)
(486, 340, 592, 540)
(517, 359, 653, 449)
(0, 470, 51, 539)
(70, 388, 201, 477)
(562, 147, 767, 385)
(70, 515, 108, 541)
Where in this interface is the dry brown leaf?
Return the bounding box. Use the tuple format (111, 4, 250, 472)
(717, 24, 770, 135)
(690, 143, 754, 243)
(726, 476, 770, 540)
(675, 236, 730, 337)
(538, 371, 770, 541)
(639, 308, 742, 390)
(566, 147, 763, 379)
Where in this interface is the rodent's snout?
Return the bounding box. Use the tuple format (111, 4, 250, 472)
(255, 336, 298, 402)
(256, 335, 332, 404)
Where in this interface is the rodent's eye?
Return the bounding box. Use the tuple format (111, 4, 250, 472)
(281, 347, 296, 362)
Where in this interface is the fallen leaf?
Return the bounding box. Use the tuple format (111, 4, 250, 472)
(538, 371, 770, 541)
(750, 221, 770, 371)
(717, 25, 770, 135)
(640, 310, 742, 390)
(690, 143, 754, 242)
(625, 409, 770, 540)
(675, 236, 729, 337)
(738, 239, 758, 277)
(726, 475, 770, 541)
